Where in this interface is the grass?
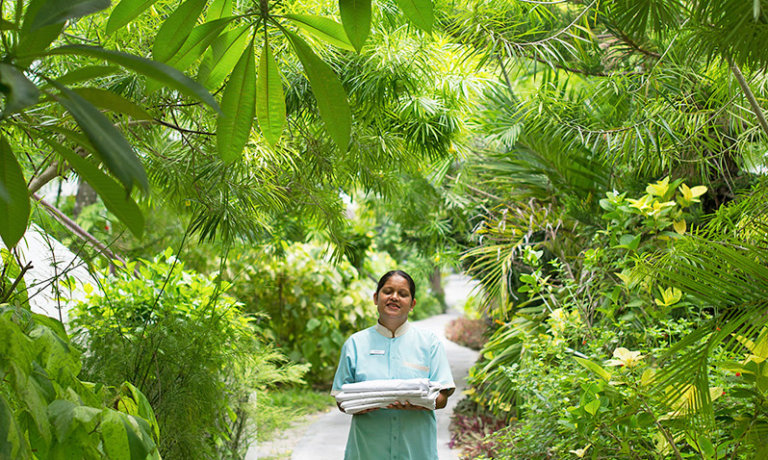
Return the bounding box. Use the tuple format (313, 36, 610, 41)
(256, 386, 336, 442)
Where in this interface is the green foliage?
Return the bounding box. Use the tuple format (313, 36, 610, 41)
(226, 241, 379, 383)
(459, 173, 764, 456)
(0, 303, 160, 459)
(69, 251, 307, 459)
(0, 137, 29, 248)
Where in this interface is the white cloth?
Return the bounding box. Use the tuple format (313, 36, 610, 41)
(335, 378, 442, 414)
(335, 389, 429, 403)
(340, 378, 431, 393)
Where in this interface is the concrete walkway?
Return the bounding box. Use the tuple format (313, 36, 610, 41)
(248, 274, 480, 460)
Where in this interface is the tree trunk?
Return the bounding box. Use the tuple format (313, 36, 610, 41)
(429, 266, 446, 312)
(73, 181, 98, 218)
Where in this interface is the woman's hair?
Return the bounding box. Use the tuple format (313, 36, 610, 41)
(376, 270, 416, 299)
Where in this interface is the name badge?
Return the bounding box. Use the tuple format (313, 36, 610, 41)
(370, 350, 385, 355)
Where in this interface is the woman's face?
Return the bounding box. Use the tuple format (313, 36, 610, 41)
(374, 274, 416, 323)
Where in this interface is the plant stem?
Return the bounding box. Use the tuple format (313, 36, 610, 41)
(32, 193, 125, 268)
(727, 56, 768, 138)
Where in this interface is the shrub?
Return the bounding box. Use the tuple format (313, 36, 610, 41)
(449, 398, 508, 459)
(0, 302, 160, 459)
(445, 317, 488, 350)
(226, 242, 380, 384)
(69, 251, 307, 459)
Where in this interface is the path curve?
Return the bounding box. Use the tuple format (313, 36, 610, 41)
(249, 274, 479, 460)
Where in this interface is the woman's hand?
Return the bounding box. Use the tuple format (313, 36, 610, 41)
(386, 401, 430, 411)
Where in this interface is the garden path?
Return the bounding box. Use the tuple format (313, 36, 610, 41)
(247, 274, 480, 460)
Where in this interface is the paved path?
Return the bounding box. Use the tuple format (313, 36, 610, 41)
(248, 274, 479, 460)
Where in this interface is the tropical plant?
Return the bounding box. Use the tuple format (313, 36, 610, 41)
(68, 251, 308, 458)
(0, 251, 160, 460)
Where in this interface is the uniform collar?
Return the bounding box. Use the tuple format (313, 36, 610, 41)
(375, 320, 410, 338)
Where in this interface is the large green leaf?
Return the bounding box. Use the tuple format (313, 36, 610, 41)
(216, 39, 256, 162)
(55, 65, 122, 86)
(73, 88, 153, 120)
(44, 138, 145, 238)
(118, 383, 159, 441)
(339, 0, 371, 52)
(0, 63, 40, 117)
(198, 24, 251, 90)
(166, 17, 236, 71)
(47, 45, 220, 113)
(256, 40, 285, 147)
(0, 137, 30, 249)
(283, 14, 355, 51)
(574, 356, 613, 382)
(17, 0, 65, 61)
(54, 84, 149, 193)
(123, 415, 153, 460)
(27, 0, 109, 32)
(0, 395, 21, 458)
(152, 0, 207, 63)
(395, 0, 433, 33)
(206, 0, 232, 21)
(101, 411, 130, 460)
(47, 400, 77, 442)
(285, 30, 351, 150)
(106, 0, 160, 35)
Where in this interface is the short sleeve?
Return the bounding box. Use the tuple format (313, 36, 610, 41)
(429, 337, 455, 390)
(331, 337, 357, 395)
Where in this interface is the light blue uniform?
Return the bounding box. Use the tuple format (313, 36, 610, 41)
(332, 322, 455, 460)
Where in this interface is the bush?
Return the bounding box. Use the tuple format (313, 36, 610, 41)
(0, 302, 160, 459)
(445, 317, 488, 350)
(226, 242, 380, 384)
(70, 251, 307, 459)
(449, 398, 508, 460)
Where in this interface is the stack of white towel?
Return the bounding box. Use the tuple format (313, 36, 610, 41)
(335, 378, 442, 414)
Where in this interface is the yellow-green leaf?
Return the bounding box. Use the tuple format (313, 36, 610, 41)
(673, 219, 686, 234)
(166, 17, 235, 72)
(206, 0, 232, 21)
(646, 176, 670, 197)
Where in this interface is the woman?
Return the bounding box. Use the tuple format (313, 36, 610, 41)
(332, 270, 455, 460)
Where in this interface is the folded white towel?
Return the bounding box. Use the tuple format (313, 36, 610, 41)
(340, 378, 431, 393)
(335, 389, 429, 403)
(341, 395, 438, 412)
(336, 378, 443, 414)
(339, 391, 438, 408)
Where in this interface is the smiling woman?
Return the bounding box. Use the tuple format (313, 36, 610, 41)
(331, 270, 456, 460)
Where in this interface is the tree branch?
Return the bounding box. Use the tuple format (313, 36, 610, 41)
(27, 146, 88, 195)
(727, 56, 768, 138)
(31, 193, 126, 268)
